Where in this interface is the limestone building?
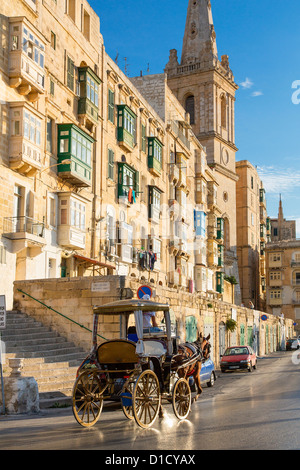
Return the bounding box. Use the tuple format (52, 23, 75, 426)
(270, 196, 296, 242)
(266, 239, 300, 332)
(236, 161, 269, 311)
(164, 0, 241, 304)
(0, 0, 227, 310)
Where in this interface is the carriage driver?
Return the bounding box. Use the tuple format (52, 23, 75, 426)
(142, 295, 162, 333)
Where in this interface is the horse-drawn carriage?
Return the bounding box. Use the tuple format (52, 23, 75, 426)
(72, 299, 209, 429)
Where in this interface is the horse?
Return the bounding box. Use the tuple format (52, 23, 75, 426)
(173, 333, 211, 401)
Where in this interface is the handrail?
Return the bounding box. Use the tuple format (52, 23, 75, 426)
(17, 289, 108, 341)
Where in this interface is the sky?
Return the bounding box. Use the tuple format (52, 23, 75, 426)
(90, 0, 300, 237)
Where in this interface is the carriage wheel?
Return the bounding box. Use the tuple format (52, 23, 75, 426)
(172, 378, 191, 420)
(132, 370, 161, 429)
(121, 380, 135, 420)
(72, 370, 104, 427)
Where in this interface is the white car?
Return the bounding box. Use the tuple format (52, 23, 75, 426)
(287, 338, 300, 350)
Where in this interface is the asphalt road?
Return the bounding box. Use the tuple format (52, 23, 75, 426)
(1, 350, 300, 452)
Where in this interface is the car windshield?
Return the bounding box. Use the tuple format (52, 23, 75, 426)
(224, 347, 249, 356)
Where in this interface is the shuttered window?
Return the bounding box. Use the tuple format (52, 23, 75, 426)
(108, 89, 115, 123)
(67, 56, 75, 92)
(108, 148, 114, 180)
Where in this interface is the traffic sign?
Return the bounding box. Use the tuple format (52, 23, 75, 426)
(261, 314, 268, 321)
(0, 296, 6, 330)
(137, 285, 152, 299)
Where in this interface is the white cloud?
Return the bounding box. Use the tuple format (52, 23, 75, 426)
(251, 91, 263, 97)
(256, 165, 300, 194)
(240, 77, 254, 89)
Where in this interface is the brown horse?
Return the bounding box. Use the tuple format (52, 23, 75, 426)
(174, 333, 211, 401)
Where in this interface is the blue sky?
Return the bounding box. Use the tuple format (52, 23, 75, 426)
(90, 0, 300, 237)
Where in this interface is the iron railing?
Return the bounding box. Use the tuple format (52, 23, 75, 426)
(3, 216, 45, 237)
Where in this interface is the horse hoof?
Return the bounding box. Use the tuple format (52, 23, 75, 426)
(159, 411, 164, 419)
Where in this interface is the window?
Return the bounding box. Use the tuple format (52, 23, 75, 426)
(50, 79, 55, 96)
(117, 163, 139, 201)
(108, 148, 114, 181)
(194, 211, 206, 237)
(221, 95, 226, 128)
(24, 110, 41, 146)
(270, 253, 281, 262)
(71, 128, 92, 165)
(185, 95, 195, 125)
(59, 196, 86, 231)
(78, 66, 101, 122)
(83, 9, 90, 41)
(22, 27, 45, 69)
(117, 105, 137, 149)
(148, 137, 163, 175)
(46, 117, 54, 153)
(70, 199, 85, 230)
(58, 124, 92, 165)
(141, 123, 146, 153)
(86, 75, 98, 107)
(50, 31, 56, 50)
(270, 290, 282, 299)
(270, 271, 281, 281)
(295, 272, 300, 285)
(67, 56, 75, 92)
(108, 89, 115, 123)
(68, 0, 76, 22)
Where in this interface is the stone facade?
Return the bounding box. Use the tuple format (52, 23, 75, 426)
(13, 277, 294, 366)
(236, 160, 269, 311)
(266, 239, 300, 333)
(0, 0, 293, 360)
(270, 197, 296, 242)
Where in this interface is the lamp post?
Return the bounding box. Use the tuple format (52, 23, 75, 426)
(40, 159, 71, 174)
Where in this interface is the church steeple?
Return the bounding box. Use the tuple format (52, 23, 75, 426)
(181, 0, 218, 66)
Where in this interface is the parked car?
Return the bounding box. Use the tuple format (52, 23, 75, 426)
(220, 346, 257, 373)
(286, 338, 300, 350)
(189, 358, 216, 391)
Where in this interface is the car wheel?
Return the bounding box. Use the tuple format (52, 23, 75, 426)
(207, 372, 215, 387)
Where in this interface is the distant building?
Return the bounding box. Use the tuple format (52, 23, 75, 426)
(236, 161, 269, 311)
(266, 239, 300, 332)
(270, 196, 296, 241)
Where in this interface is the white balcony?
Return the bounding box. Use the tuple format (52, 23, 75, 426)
(3, 216, 46, 254)
(58, 226, 86, 250)
(9, 18, 45, 101)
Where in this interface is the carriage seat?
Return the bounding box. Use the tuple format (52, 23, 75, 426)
(97, 340, 138, 368)
(143, 339, 167, 357)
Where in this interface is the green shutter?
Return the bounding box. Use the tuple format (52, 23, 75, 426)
(108, 149, 114, 180)
(67, 57, 74, 92)
(141, 124, 146, 152)
(134, 170, 139, 198)
(108, 89, 115, 123)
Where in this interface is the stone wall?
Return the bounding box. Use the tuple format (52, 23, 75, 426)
(13, 276, 294, 366)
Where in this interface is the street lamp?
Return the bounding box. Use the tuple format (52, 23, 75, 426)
(40, 159, 72, 174)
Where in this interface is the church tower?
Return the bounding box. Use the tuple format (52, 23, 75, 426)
(165, 0, 241, 301)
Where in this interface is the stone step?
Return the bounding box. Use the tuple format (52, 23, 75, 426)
(1, 310, 88, 407)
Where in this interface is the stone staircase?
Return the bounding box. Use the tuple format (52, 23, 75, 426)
(1, 310, 88, 409)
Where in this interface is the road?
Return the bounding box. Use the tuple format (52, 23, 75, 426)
(1, 350, 300, 451)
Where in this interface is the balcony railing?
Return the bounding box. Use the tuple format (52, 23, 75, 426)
(3, 216, 45, 237)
